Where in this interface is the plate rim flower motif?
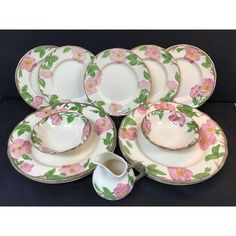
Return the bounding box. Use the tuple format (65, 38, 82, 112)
(119, 102, 228, 185)
(15, 45, 57, 109)
(166, 44, 217, 108)
(83, 48, 151, 116)
(7, 102, 117, 184)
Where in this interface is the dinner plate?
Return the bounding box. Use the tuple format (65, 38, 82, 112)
(38, 46, 94, 107)
(7, 103, 117, 184)
(119, 102, 228, 185)
(132, 45, 180, 103)
(167, 44, 216, 107)
(15, 45, 57, 109)
(84, 48, 151, 116)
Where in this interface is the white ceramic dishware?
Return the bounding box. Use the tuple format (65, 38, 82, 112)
(92, 152, 145, 200)
(15, 45, 57, 109)
(119, 102, 228, 185)
(167, 44, 216, 107)
(84, 48, 151, 116)
(141, 109, 199, 150)
(132, 45, 180, 104)
(31, 112, 91, 154)
(38, 46, 94, 106)
(7, 103, 117, 184)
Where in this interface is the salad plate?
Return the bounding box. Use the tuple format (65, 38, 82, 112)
(38, 46, 94, 106)
(84, 48, 151, 116)
(119, 102, 228, 185)
(131, 45, 180, 103)
(32, 112, 91, 154)
(7, 103, 116, 184)
(15, 45, 57, 109)
(141, 109, 199, 150)
(167, 44, 216, 107)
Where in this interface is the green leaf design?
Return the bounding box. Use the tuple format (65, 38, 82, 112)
(177, 104, 198, 118)
(83, 158, 96, 169)
(20, 85, 33, 104)
(134, 89, 149, 104)
(192, 96, 205, 106)
(31, 131, 43, 145)
(33, 47, 46, 58)
(68, 102, 83, 114)
(151, 110, 164, 120)
(162, 52, 172, 64)
(15, 160, 24, 166)
(216, 129, 221, 135)
(102, 187, 116, 200)
(128, 175, 135, 186)
(176, 48, 184, 52)
(146, 164, 166, 176)
(201, 56, 212, 68)
(38, 78, 46, 88)
(121, 144, 131, 155)
(48, 94, 60, 108)
(103, 132, 114, 149)
(192, 167, 211, 179)
(88, 162, 96, 169)
(123, 117, 137, 127)
(160, 90, 175, 102)
(19, 69, 23, 77)
(63, 47, 71, 53)
(175, 72, 180, 83)
(126, 53, 139, 66)
(43, 168, 65, 180)
(126, 140, 133, 148)
(87, 63, 99, 77)
(102, 50, 110, 58)
(144, 70, 150, 80)
(15, 124, 32, 136)
(139, 45, 148, 51)
(186, 121, 199, 133)
(205, 144, 224, 161)
(94, 101, 106, 116)
(67, 115, 74, 123)
(22, 154, 32, 160)
(44, 55, 59, 69)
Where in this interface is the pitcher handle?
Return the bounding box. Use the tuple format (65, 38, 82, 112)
(127, 162, 146, 181)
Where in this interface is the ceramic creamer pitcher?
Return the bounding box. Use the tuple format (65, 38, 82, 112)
(92, 152, 145, 200)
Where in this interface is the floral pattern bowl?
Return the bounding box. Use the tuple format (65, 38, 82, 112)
(31, 112, 91, 154)
(141, 108, 200, 150)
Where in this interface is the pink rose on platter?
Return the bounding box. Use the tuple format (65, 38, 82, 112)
(201, 119, 217, 136)
(109, 49, 126, 63)
(113, 183, 131, 200)
(137, 105, 147, 114)
(20, 56, 37, 72)
(32, 96, 43, 108)
(168, 167, 193, 181)
(167, 80, 178, 90)
(9, 139, 32, 159)
(144, 45, 161, 60)
(184, 46, 201, 63)
(94, 117, 113, 135)
(39, 69, 53, 79)
(198, 129, 217, 151)
(199, 78, 214, 97)
(50, 113, 62, 125)
(20, 162, 34, 173)
(142, 119, 151, 134)
(72, 47, 87, 63)
(84, 78, 97, 95)
(153, 103, 175, 111)
(138, 80, 151, 90)
(82, 123, 90, 140)
(59, 163, 85, 176)
(94, 70, 102, 85)
(190, 84, 202, 97)
(109, 103, 122, 116)
(168, 110, 186, 127)
(119, 127, 137, 140)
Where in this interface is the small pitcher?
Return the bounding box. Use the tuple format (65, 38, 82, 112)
(92, 152, 145, 201)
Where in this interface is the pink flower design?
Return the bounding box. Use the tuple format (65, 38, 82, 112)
(119, 127, 137, 140)
(199, 78, 214, 97)
(190, 84, 201, 97)
(109, 49, 126, 63)
(168, 167, 193, 181)
(94, 70, 102, 85)
(137, 105, 147, 114)
(167, 80, 178, 90)
(50, 113, 62, 125)
(144, 45, 161, 60)
(20, 56, 37, 72)
(20, 162, 34, 173)
(82, 123, 90, 140)
(198, 129, 217, 151)
(94, 117, 113, 135)
(138, 80, 151, 90)
(39, 69, 53, 79)
(9, 139, 32, 159)
(113, 183, 131, 200)
(184, 46, 201, 63)
(168, 110, 186, 127)
(201, 119, 217, 136)
(142, 119, 151, 134)
(32, 96, 43, 108)
(72, 47, 87, 63)
(109, 103, 122, 116)
(59, 163, 85, 176)
(153, 103, 175, 111)
(84, 78, 97, 95)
